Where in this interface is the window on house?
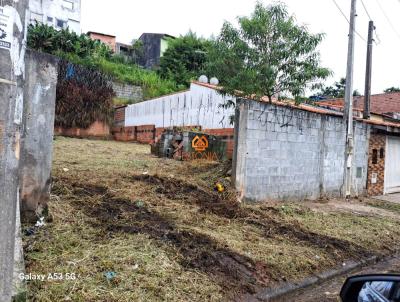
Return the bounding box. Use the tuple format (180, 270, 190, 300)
(372, 149, 378, 164)
(62, 0, 74, 10)
(380, 148, 385, 159)
(47, 17, 53, 22)
(56, 19, 67, 29)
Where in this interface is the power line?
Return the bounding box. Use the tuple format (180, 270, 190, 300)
(331, 0, 367, 42)
(360, 0, 373, 20)
(374, 0, 400, 41)
(359, 0, 381, 45)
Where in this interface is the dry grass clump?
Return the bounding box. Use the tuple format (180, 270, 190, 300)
(23, 137, 400, 301)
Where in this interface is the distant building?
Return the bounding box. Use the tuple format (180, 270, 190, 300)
(29, 0, 81, 34)
(138, 33, 175, 69)
(87, 31, 116, 52)
(115, 42, 132, 56)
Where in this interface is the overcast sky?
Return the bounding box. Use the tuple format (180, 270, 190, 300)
(81, 0, 400, 95)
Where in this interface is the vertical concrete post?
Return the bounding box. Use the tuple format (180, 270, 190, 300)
(20, 50, 58, 222)
(232, 99, 248, 199)
(0, 1, 28, 301)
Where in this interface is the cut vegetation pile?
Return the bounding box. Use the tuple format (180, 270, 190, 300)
(23, 137, 400, 301)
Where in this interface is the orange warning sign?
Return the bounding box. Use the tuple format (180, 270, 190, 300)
(192, 135, 209, 152)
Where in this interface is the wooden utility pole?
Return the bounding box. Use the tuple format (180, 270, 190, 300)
(0, 1, 28, 301)
(343, 0, 357, 198)
(363, 21, 375, 120)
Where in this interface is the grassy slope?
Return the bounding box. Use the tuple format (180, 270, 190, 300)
(60, 54, 184, 100)
(23, 138, 400, 301)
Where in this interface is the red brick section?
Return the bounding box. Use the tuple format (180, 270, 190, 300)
(114, 106, 126, 127)
(55, 121, 110, 138)
(112, 126, 136, 141)
(155, 127, 166, 143)
(318, 92, 400, 114)
(367, 133, 386, 196)
(136, 125, 156, 144)
(203, 128, 235, 159)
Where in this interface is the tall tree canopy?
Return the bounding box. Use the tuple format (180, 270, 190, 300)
(319, 77, 361, 98)
(206, 2, 330, 102)
(158, 32, 211, 86)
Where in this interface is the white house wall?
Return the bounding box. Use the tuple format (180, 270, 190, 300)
(124, 83, 235, 129)
(29, 0, 81, 34)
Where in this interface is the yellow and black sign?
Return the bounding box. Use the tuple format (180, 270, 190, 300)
(192, 135, 209, 152)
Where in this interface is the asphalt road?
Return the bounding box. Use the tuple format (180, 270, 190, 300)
(284, 254, 400, 302)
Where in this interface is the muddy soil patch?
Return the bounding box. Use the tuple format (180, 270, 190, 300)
(65, 180, 277, 299)
(131, 174, 372, 261)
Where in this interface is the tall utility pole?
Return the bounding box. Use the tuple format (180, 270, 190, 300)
(343, 0, 357, 198)
(0, 0, 28, 301)
(363, 21, 375, 120)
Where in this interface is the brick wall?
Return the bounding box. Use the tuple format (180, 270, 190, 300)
(114, 106, 126, 127)
(155, 127, 166, 143)
(204, 128, 234, 159)
(55, 120, 110, 138)
(136, 125, 156, 144)
(112, 126, 136, 142)
(367, 133, 386, 195)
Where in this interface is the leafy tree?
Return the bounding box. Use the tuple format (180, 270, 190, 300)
(159, 32, 211, 86)
(384, 87, 400, 93)
(131, 39, 145, 65)
(28, 23, 183, 100)
(28, 22, 112, 59)
(320, 78, 361, 98)
(206, 2, 330, 103)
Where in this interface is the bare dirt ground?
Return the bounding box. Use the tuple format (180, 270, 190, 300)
(22, 138, 400, 302)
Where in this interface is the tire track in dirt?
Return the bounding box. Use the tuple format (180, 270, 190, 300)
(57, 180, 276, 299)
(131, 174, 373, 261)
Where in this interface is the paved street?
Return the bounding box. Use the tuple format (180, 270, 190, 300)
(286, 254, 400, 302)
(373, 193, 400, 204)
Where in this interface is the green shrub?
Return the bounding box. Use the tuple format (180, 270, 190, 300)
(28, 23, 184, 100)
(55, 60, 115, 129)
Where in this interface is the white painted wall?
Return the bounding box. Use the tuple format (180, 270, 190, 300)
(29, 0, 81, 34)
(124, 83, 236, 129)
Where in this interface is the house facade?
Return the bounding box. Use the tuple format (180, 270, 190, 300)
(138, 33, 175, 69)
(29, 0, 81, 34)
(87, 31, 116, 52)
(318, 93, 400, 196)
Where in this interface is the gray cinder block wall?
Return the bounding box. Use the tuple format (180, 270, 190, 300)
(233, 99, 370, 202)
(112, 82, 143, 103)
(19, 50, 58, 221)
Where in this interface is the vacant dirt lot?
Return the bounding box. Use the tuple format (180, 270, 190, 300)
(23, 137, 400, 301)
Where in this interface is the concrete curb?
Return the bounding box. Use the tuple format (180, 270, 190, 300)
(253, 255, 385, 301)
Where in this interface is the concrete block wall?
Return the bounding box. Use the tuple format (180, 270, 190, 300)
(124, 82, 235, 129)
(112, 82, 143, 103)
(234, 100, 369, 202)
